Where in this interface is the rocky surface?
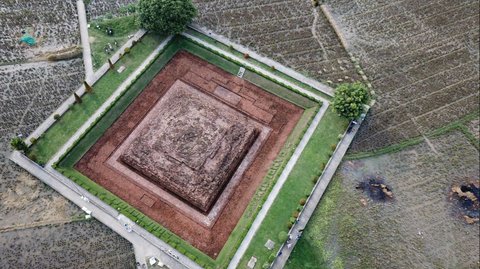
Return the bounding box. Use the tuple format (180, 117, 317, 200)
(121, 80, 259, 212)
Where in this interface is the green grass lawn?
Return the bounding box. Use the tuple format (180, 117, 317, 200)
(238, 108, 349, 268)
(29, 34, 165, 164)
(285, 177, 345, 269)
(89, 15, 139, 70)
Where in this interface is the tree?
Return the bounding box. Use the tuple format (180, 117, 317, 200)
(11, 137, 28, 152)
(138, 0, 197, 35)
(84, 81, 93, 93)
(74, 92, 82, 104)
(333, 82, 370, 120)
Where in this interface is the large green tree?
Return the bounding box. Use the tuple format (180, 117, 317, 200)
(138, 0, 197, 35)
(333, 82, 370, 120)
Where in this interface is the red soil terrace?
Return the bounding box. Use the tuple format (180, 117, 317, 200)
(75, 51, 303, 257)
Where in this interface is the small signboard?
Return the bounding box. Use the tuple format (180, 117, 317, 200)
(237, 67, 245, 78)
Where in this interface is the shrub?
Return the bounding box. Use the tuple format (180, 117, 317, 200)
(296, 206, 303, 211)
(138, 0, 197, 35)
(287, 222, 293, 229)
(262, 263, 271, 269)
(10, 137, 28, 152)
(53, 114, 60, 120)
(28, 153, 37, 162)
(29, 137, 37, 145)
(243, 53, 250, 59)
(312, 176, 318, 184)
(278, 231, 288, 242)
(229, 44, 234, 50)
(299, 198, 306, 205)
(330, 143, 337, 151)
(292, 211, 300, 218)
(333, 82, 369, 120)
(267, 253, 276, 263)
(124, 47, 131, 54)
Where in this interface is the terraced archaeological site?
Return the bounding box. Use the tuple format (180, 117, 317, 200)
(2, 0, 478, 269)
(73, 50, 304, 256)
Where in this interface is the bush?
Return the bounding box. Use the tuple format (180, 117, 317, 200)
(11, 137, 28, 152)
(292, 211, 300, 218)
(267, 253, 276, 263)
(299, 198, 306, 206)
(333, 82, 369, 120)
(29, 137, 37, 145)
(53, 114, 60, 120)
(243, 53, 250, 59)
(287, 222, 293, 229)
(330, 143, 337, 151)
(124, 47, 131, 54)
(278, 231, 288, 242)
(262, 263, 271, 269)
(138, 0, 197, 35)
(28, 153, 37, 162)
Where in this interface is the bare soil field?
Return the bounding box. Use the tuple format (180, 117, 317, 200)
(326, 0, 480, 152)
(0, 60, 85, 228)
(0, 219, 135, 269)
(287, 131, 480, 268)
(193, 0, 360, 85)
(0, 0, 80, 64)
(76, 51, 303, 257)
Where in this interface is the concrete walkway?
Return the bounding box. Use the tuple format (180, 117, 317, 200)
(46, 36, 172, 167)
(227, 103, 329, 269)
(77, 0, 94, 81)
(10, 151, 199, 269)
(270, 114, 366, 269)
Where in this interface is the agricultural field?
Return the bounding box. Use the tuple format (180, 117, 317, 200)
(86, 0, 137, 19)
(193, 0, 361, 85)
(326, 0, 480, 152)
(0, 0, 80, 64)
(287, 130, 480, 269)
(0, 1, 136, 266)
(1, 219, 135, 269)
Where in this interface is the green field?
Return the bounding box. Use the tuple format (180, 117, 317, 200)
(28, 30, 346, 268)
(238, 108, 348, 268)
(89, 15, 139, 69)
